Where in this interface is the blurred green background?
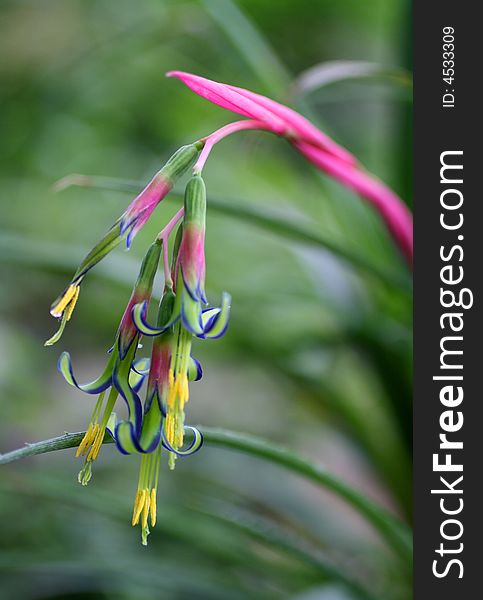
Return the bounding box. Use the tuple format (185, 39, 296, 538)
(0, 1, 412, 599)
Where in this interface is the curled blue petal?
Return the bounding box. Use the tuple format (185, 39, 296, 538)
(200, 307, 219, 332)
(188, 356, 203, 381)
(161, 425, 203, 456)
(114, 420, 143, 455)
(113, 413, 162, 455)
(58, 351, 115, 394)
(180, 293, 204, 336)
(198, 292, 231, 340)
(132, 357, 151, 376)
(112, 360, 143, 439)
(130, 370, 147, 394)
(181, 266, 203, 303)
(132, 301, 176, 336)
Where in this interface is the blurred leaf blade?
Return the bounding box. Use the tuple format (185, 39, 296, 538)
(0, 427, 412, 565)
(291, 61, 413, 98)
(200, 0, 290, 95)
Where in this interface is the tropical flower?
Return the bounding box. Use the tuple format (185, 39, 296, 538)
(132, 175, 231, 465)
(58, 240, 162, 483)
(109, 288, 202, 544)
(47, 67, 409, 547)
(46, 143, 202, 346)
(56, 174, 228, 544)
(167, 70, 413, 265)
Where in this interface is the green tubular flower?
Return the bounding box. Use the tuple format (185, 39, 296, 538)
(131, 175, 231, 467)
(114, 289, 203, 545)
(58, 240, 161, 478)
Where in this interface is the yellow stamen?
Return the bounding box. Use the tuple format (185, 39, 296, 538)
(132, 489, 146, 526)
(167, 368, 176, 407)
(86, 425, 104, 462)
(149, 488, 157, 527)
(65, 285, 80, 321)
(76, 423, 93, 458)
(141, 489, 151, 529)
(165, 413, 174, 446)
(178, 373, 189, 409)
(76, 422, 99, 457)
(50, 284, 78, 318)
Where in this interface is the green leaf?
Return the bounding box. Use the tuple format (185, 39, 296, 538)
(290, 61, 413, 98)
(200, 0, 290, 95)
(0, 427, 411, 565)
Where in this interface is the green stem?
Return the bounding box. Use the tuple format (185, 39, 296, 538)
(0, 427, 411, 565)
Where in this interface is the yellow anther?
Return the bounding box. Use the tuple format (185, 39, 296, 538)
(149, 488, 157, 527)
(86, 427, 104, 462)
(132, 489, 146, 526)
(50, 284, 78, 318)
(167, 369, 176, 408)
(141, 488, 151, 529)
(76, 422, 95, 458)
(178, 374, 189, 409)
(65, 285, 80, 321)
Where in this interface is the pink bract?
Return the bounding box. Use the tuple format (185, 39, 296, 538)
(167, 71, 286, 135)
(295, 141, 413, 264)
(167, 70, 354, 164)
(122, 174, 172, 247)
(168, 70, 413, 265)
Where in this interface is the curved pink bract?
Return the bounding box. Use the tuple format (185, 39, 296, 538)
(122, 174, 172, 247)
(168, 69, 413, 266)
(167, 71, 286, 135)
(295, 141, 413, 264)
(226, 84, 356, 166)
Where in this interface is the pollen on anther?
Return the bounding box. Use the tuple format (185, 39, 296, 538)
(50, 284, 78, 318)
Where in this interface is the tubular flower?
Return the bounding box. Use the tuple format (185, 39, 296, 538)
(113, 289, 203, 544)
(58, 240, 161, 483)
(132, 175, 231, 466)
(167, 70, 413, 265)
(46, 143, 202, 346)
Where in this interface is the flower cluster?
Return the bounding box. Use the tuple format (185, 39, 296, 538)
(48, 69, 412, 545)
(50, 147, 230, 543)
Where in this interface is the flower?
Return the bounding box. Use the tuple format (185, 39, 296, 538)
(124, 175, 229, 544)
(46, 143, 202, 346)
(114, 289, 203, 544)
(131, 175, 231, 465)
(55, 172, 228, 544)
(167, 70, 413, 265)
(58, 240, 162, 483)
(120, 143, 202, 248)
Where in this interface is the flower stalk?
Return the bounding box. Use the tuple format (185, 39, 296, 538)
(41, 67, 411, 546)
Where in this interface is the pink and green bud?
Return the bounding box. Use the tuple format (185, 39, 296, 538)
(131, 176, 231, 340)
(120, 143, 202, 248)
(117, 239, 162, 359)
(177, 174, 207, 305)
